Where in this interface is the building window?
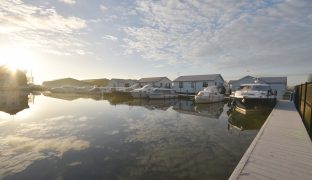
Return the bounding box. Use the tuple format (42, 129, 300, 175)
(191, 82, 195, 88)
(179, 82, 183, 88)
(203, 82, 208, 87)
(160, 83, 162, 87)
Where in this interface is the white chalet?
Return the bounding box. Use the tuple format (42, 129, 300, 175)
(173, 74, 225, 94)
(229, 76, 287, 100)
(138, 77, 172, 88)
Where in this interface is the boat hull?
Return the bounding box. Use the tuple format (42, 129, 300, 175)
(148, 94, 178, 99)
(233, 97, 276, 110)
(130, 91, 149, 98)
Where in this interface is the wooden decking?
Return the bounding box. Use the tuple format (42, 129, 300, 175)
(230, 100, 312, 180)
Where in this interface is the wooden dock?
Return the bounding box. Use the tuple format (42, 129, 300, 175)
(230, 100, 312, 180)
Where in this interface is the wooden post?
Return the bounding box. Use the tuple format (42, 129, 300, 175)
(303, 82, 308, 121)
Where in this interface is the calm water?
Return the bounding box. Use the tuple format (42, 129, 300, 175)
(0, 91, 271, 180)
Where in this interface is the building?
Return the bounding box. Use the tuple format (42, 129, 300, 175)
(138, 77, 172, 88)
(172, 74, 225, 94)
(108, 78, 138, 87)
(228, 76, 260, 91)
(258, 77, 287, 100)
(229, 75, 287, 100)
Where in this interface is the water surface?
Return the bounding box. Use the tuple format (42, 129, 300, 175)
(0, 92, 271, 180)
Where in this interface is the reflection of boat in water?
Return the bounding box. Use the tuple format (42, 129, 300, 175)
(0, 91, 30, 115)
(173, 100, 225, 118)
(229, 83, 276, 113)
(195, 86, 224, 104)
(227, 108, 271, 132)
(109, 98, 176, 111)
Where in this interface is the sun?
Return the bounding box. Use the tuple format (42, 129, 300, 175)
(0, 45, 37, 72)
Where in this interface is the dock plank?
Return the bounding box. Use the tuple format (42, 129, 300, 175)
(230, 100, 312, 180)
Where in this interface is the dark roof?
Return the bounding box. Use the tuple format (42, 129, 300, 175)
(259, 77, 287, 84)
(173, 74, 224, 82)
(110, 78, 137, 82)
(139, 77, 169, 83)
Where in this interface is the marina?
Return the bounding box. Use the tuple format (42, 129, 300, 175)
(0, 91, 271, 180)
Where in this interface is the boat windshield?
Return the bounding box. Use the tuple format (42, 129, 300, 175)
(240, 85, 270, 91)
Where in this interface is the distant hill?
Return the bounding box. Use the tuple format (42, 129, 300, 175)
(42, 78, 109, 88)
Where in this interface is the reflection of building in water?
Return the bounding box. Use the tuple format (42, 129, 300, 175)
(43, 92, 105, 101)
(227, 108, 271, 132)
(173, 100, 224, 118)
(0, 91, 29, 115)
(109, 98, 175, 111)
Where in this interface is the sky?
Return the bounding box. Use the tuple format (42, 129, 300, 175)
(0, 0, 311, 86)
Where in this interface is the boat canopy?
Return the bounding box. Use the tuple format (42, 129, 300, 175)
(239, 84, 270, 91)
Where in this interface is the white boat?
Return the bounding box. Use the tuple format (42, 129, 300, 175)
(229, 83, 277, 110)
(194, 86, 224, 104)
(130, 84, 154, 98)
(148, 88, 177, 99)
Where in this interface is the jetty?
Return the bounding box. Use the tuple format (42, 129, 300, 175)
(230, 100, 312, 180)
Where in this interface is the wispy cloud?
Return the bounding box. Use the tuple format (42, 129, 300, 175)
(102, 35, 118, 42)
(123, 0, 312, 70)
(100, 4, 108, 12)
(59, 0, 76, 5)
(0, 0, 87, 55)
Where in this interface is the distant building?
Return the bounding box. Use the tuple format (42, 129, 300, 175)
(108, 78, 138, 87)
(229, 75, 287, 100)
(138, 77, 172, 88)
(0, 66, 27, 90)
(172, 74, 225, 94)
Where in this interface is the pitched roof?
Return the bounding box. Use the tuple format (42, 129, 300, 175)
(229, 76, 287, 84)
(110, 78, 137, 82)
(139, 77, 169, 83)
(259, 77, 287, 84)
(173, 74, 223, 82)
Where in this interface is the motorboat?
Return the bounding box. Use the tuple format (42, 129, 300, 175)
(130, 84, 154, 98)
(194, 86, 224, 104)
(148, 88, 177, 99)
(229, 83, 277, 111)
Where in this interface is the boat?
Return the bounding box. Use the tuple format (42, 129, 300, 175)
(148, 88, 177, 99)
(130, 84, 154, 98)
(229, 83, 277, 112)
(194, 86, 224, 104)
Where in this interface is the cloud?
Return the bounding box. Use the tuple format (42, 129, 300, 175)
(102, 35, 118, 41)
(59, 0, 76, 5)
(0, 115, 92, 178)
(0, 0, 87, 56)
(123, 0, 312, 70)
(100, 4, 108, 12)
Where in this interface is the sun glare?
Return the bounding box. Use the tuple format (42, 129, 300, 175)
(0, 45, 37, 72)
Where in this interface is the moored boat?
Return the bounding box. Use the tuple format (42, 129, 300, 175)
(194, 86, 224, 104)
(148, 88, 177, 99)
(130, 84, 154, 98)
(229, 83, 277, 111)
